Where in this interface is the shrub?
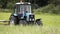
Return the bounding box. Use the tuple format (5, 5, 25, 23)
(0, 9, 13, 13)
(34, 4, 60, 14)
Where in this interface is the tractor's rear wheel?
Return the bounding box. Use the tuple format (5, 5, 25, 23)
(9, 16, 17, 25)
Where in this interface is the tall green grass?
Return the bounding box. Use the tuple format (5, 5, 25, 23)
(0, 13, 60, 34)
(35, 14, 60, 26)
(0, 25, 60, 34)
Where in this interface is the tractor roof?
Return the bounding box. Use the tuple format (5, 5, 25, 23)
(16, 2, 31, 5)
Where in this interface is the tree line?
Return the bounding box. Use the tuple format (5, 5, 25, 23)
(0, 0, 60, 9)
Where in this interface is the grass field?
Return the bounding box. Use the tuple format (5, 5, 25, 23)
(0, 12, 60, 34)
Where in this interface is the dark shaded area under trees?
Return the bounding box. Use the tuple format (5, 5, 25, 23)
(0, 0, 49, 9)
(0, 0, 59, 9)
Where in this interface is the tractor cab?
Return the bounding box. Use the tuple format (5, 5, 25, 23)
(14, 2, 32, 17)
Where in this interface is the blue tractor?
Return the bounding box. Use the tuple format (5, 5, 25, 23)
(9, 2, 43, 25)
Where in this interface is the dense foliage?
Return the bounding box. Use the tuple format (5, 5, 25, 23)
(34, 4, 60, 14)
(0, 0, 52, 8)
(0, 0, 60, 14)
(0, 0, 59, 8)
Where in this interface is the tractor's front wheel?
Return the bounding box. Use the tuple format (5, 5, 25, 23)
(9, 16, 17, 25)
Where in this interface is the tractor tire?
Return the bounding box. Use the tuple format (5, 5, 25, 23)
(9, 16, 17, 25)
(19, 20, 26, 25)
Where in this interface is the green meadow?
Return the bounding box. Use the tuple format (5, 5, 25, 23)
(0, 12, 60, 34)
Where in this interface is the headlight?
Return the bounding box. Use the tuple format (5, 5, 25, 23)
(30, 19, 31, 21)
(30, 19, 34, 21)
(32, 19, 34, 21)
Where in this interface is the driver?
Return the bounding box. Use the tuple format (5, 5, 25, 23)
(25, 11, 29, 21)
